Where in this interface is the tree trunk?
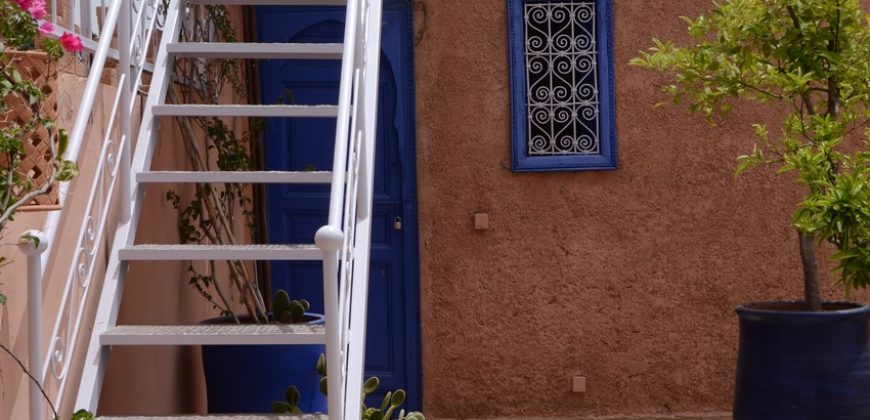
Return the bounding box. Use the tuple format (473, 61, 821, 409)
(799, 231, 822, 311)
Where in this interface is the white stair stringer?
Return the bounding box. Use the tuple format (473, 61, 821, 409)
(74, 0, 185, 411)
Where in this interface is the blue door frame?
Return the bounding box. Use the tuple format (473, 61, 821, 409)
(256, 1, 422, 410)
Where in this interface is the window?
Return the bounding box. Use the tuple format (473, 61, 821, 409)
(508, 0, 617, 171)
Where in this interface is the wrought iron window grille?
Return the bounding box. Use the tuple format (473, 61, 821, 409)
(508, 0, 617, 171)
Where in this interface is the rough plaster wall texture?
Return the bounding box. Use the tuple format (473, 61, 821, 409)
(414, 0, 867, 418)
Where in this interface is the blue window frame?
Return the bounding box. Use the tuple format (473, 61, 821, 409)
(508, 0, 617, 171)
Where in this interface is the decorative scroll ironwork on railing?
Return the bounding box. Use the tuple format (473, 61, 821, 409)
(34, 0, 163, 417)
(524, 1, 600, 156)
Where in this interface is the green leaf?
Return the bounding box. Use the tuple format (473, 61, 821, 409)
(71, 410, 95, 420)
(0, 293, 6, 305)
(316, 353, 327, 376)
(320, 376, 328, 396)
(363, 376, 380, 395)
(390, 389, 406, 408)
(272, 401, 294, 414)
(285, 385, 300, 407)
(57, 129, 69, 156)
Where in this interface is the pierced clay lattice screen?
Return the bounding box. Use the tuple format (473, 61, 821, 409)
(0, 51, 60, 209)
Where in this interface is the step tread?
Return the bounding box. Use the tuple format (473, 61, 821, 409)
(137, 171, 332, 184)
(98, 415, 327, 419)
(187, 0, 345, 4)
(101, 324, 326, 346)
(120, 244, 322, 261)
(153, 104, 339, 118)
(167, 42, 343, 59)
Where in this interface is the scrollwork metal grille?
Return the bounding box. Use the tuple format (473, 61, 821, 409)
(523, 1, 599, 156)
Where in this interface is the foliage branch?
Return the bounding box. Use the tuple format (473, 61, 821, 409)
(0, 1, 82, 418)
(632, 0, 869, 310)
(274, 353, 426, 420)
(165, 4, 269, 323)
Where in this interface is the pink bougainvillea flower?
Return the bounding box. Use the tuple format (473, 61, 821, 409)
(38, 21, 54, 35)
(11, 0, 32, 11)
(59, 32, 84, 53)
(27, 0, 46, 20)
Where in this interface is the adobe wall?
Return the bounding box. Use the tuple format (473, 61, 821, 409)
(413, 0, 867, 417)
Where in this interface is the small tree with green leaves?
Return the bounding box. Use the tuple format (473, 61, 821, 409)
(631, 0, 869, 310)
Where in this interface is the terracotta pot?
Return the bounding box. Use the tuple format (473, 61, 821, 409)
(0, 50, 60, 211)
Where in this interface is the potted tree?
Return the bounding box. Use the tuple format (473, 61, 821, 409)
(632, 0, 869, 417)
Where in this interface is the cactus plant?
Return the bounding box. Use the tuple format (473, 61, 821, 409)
(273, 353, 425, 420)
(272, 290, 311, 324)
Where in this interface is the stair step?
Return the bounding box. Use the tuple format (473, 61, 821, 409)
(99, 417, 325, 420)
(101, 324, 326, 346)
(120, 244, 321, 261)
(99, 416, 326, 420)
(153, 105, 339, 118)
(168, 43, 343, 59)
(187, 0, 344, 4)
(138, 171, 332, 184)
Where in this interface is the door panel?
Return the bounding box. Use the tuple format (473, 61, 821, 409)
(256, 3, 420, 410)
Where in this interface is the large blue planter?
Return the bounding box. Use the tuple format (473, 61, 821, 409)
(201, 313, 327, 414)
(733, 302, 870, 419)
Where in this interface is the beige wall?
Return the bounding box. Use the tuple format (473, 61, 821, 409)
(413, 0, 867, 418)
(0, 69, 126, 419)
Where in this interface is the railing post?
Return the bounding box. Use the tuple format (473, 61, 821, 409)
(19, 230, 48, 420)
(118, 0, 133, 222)
(315, 225, 345, 420)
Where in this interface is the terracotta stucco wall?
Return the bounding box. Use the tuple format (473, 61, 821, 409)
(413, 0, 867, 418)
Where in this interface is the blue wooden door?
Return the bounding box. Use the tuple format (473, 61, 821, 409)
(256, 1, 421, 410)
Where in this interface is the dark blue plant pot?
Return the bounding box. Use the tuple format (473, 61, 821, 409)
(733, 302, 870, 420)
(201, 313, 327, 414)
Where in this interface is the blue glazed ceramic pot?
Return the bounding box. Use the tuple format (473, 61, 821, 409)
(733, 302, 870, 419)
(201, 313, 327, 414)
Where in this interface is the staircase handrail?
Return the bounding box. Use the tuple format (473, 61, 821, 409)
(315, 0, 384, 419)
(34, 0, 164, 416)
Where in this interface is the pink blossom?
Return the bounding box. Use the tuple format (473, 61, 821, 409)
(59, 32, 83, 53)
(38, 21, 53, 36)
(11, 0, 32, 10)
(27, 0, 46, 20)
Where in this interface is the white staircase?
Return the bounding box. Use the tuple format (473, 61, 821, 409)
(71, 0, 384, 418)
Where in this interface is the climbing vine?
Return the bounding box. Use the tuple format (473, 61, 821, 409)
(165, 4, 267, 323)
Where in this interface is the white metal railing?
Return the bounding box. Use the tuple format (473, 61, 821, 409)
(23, 0, 163, 417)
(314, 0, 384, 419)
